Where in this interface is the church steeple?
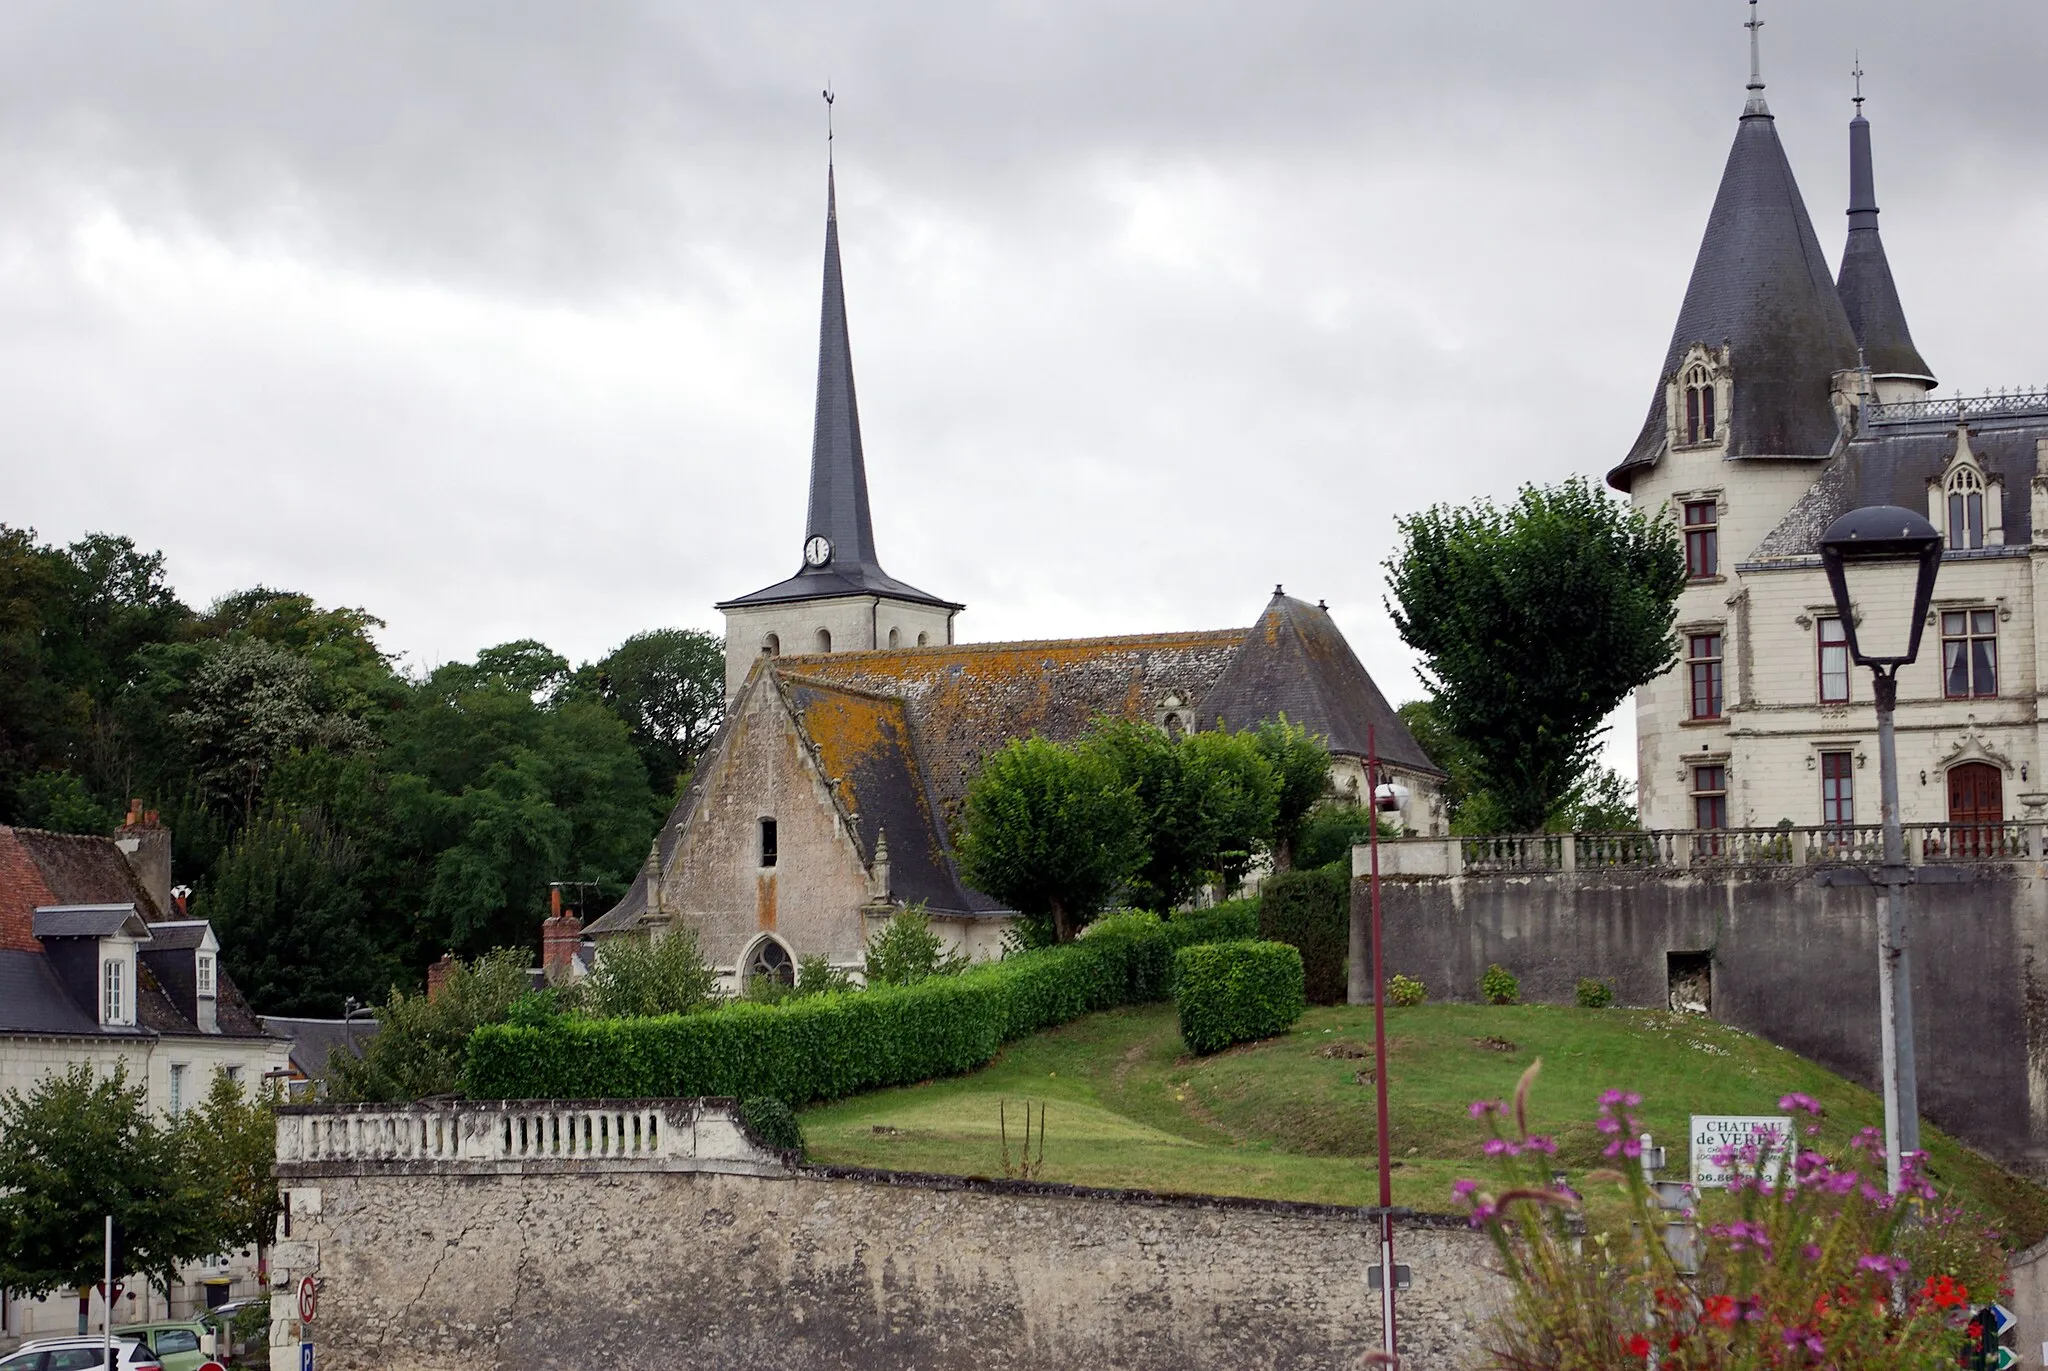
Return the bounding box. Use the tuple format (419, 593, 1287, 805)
(804, 158, 883, 579)
(1611, 1, 1861, 482)
(1834, 75, 1936, 394)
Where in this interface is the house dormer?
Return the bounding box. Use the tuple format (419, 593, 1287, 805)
(1927, 423, 2003, 549)
(32, 903, 153, 1030)
(141, 919, 223, 1033)
(1667, 344, 1733, 452)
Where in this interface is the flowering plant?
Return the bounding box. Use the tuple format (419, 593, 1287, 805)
(1456, 1065, 2007, 1369)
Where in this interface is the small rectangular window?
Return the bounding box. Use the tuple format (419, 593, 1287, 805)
(1942, 610, 1998, 699)
(1683, 502, 1719, 580)
(196, 953, 215, 997)
(102, 957, 125, 1024)
(1821, 751, 1854, 827)
(759, 818, 778, 868)
(1687, 633, 1724, 720)
(169, 1063, 186, 1116)
(1692, 765, 1728, 831)
(1817, 617, 1849, 704)
(1685, 387, 1701, 444)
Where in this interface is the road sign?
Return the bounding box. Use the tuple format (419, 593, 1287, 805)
(300, 1341, 314, 1371)
(1988, 1303, 2016, 1338)
(297, 1275, 318, 1325)
(1990, 1349, 2017, 1371)
(1366, 1264, 1412, 1291)
(198, 1362, 227, 1371)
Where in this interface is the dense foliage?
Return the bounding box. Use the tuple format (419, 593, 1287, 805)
(1482, 963, 1523, 1006)
(580, 924, 723, 1019)
(864, 905, 969, 986)
(0, 525, 725, 1011)
(1256, 866, 1349, 1005)
(1251, 716, 1332, 871)
(1385, 478, 1683, 832)
(328, 948, 536, 1101)
(0, 1063, 275, 1297)
(1171, 939, 1307, 1055)
(466, 906, 1258, 1104)
(1459, 1073, 2008, 1368)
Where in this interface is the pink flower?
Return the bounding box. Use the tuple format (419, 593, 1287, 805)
(1468, 1099, 1504, 1119)
(1781, 1326, 1825, 1354)
(1778, 1091, 1823, 1117)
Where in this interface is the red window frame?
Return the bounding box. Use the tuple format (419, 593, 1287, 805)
(1683, 501, 1719, 580)
(1941, 610, 1998, 699)
(1817, 617, 1849, 704)
(1688, 633, 1724, 720)
(1820, 751, 1853, 827)
(1692, 765, 1728, 830)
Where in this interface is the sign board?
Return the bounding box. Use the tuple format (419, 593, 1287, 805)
(297, 1276, 318, 1325)
(198, 1362, 228, 1371)
(1690, 1115, 1792, 1188)
(300, 1341, 314, 1371)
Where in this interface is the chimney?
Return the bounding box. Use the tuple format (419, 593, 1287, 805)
(426, 951, 457, 1000)
(115, 804, 173, 919)
(541, 887, 584, 986)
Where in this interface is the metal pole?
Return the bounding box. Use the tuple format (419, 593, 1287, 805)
(1368, 726, 1396, 1358)
(1871, 670, 1920, 1193)
(102, 1215, 112, 1368)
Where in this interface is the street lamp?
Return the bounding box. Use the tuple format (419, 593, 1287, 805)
(1818, 505, 1942, 1194)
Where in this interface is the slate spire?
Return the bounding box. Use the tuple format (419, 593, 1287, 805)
(1835, 83, 1935, 387)
(804, 159, 882, 573)
(1611, 3, 1861, 481)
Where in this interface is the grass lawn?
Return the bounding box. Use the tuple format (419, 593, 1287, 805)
(800, 1001, 2048, 1247)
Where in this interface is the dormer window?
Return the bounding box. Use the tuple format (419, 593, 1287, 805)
(1929, 427, 2003, 550)
(197, 952, 216, 997)
(1946, 466, 1985, 550)
(1684, 364, 1717, 445)
(103, 955, 126, 1025)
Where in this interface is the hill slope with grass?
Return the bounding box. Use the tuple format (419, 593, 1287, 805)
(801, 1001, 2048, 1247)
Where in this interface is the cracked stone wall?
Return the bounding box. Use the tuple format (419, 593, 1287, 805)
(288, 1166, 1502, 1370)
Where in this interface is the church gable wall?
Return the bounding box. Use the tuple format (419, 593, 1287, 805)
(667, 679, 874, 982)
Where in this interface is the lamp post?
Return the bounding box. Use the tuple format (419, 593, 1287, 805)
(1818, 505, 1942, 1194)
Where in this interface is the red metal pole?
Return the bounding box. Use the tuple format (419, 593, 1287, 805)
(1369, 726, 1396, 1358)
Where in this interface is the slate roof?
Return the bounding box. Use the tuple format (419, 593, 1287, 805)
(1835, 109, 1933, 385)
(1199, 594, 1443, 776)
(33, 904, 150, 939)
(8, 826, 167, 921)
(260, 1016, 380, 1082)
(0, 949, 129, 1036)
(1613, 104, 1861, 484)
(719, 164, 958, 614)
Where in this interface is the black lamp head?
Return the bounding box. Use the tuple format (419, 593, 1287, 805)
(1818, 506, 1942, 669)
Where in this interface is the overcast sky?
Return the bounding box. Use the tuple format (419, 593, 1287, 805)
(4, 2, 2046, 770)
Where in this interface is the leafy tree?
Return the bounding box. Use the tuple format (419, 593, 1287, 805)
(580, 926, 721, 1019)
(1251, 716, 1331, 871)
(1180, 728, 1280, 894)
(1385, 477, 1684, 833)
(591, 628, 726, 794)
(172, 638, 369, 819)
(1552, 765, 1639, 832)
(955, 736, 1143, 943)
(0, 1064, 209, 1296)
(328, 948, 535, 1101)
(864, 905, 968, 986)
(1293, 802, 1391, 872)
(1397, 699, 1479, 824)
(198, 812, 394, 1016)
(176, 1070, 280, 1257)
(1086, 722, 1277, 911)
(12, 769, 120, 835)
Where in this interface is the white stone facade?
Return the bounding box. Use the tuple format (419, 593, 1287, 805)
(721, 595, 958, 700)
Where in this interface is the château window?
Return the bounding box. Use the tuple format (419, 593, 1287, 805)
(1817, 618, 1849, 704)
(1683, 501, 1719, 579)
(761, 633, 780, 657)
(815, 628, 832, 653)
(1687, 633, 1724, 720)
(1683, 364, 1717, 445)
(169, 1063, 187, 1116)
(102, 957, 125, 1024)
(1691, 765, 1728, 830)
(1942, 610, 1997, 699)
(1820, 751, 1854, 827)
(1946, 467, 1985, 550)
(759, 818, 778, 868)
(196, 953, 215, 997)
(747, 937, 795, 986)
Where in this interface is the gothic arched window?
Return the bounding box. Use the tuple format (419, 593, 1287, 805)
(1947, 467, 1985, 550)
(1684, 363, 1717, 445)
(746, 936, 795, 986)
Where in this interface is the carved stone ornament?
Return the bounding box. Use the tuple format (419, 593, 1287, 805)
(1936, 722, 2016, 777)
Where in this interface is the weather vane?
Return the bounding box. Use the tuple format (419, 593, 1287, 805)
(823, 86, 835, 145)
(1852, 53, 1865, 112)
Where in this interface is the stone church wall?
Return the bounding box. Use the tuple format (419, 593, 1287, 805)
(276, 1136, 1501, 1370)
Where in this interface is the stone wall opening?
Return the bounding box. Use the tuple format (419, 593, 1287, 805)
(1667, 950, 1712, 1014)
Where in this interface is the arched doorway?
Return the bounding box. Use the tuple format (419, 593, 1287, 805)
(1946, 762, 2005, 857)
(744, 935, 795, 987)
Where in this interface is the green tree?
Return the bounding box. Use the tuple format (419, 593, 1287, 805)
(864, 905, 968, 986)
(955, 736, 1143, 943)
(1086, 722, 1277, 911)
(172, 638, 370, 819)
(0, 1064, 209, 1296)
(175, 1070, 280, 1258)
(580, 926, 721, 1019)
(1385, 477, 1684, 833)
(590, 628, 726, 795)
(1250, 716, 1331, 871)
(1180, 728, 1280, 894)
(1292, 802, 1391, 871)
(1552, 764, 1639, 832)
(328, 948, 535, 1101)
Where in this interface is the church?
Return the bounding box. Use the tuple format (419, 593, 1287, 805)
(584, 161, 1443, 984)
(1615, 5, 2048, 839)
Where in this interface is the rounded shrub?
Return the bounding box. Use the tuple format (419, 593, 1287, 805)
(1388, 973, 1427, 1008)
(1257, 866, 1349, 1005)
(738, 1096, 805, 1156)
(1480, 963, 1520, 1006)
(1575, 977, 1615, 1009)
(1172, 940, 1307, 1056)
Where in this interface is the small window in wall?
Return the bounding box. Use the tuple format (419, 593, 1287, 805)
(169, 1063, 187, 1116)
(759, 818, 778, 869)
(1687, 634, 1724, 720)
(815, 628, 832, 653)
(1817, 618, 1849, 704)
(1820, 751, 1854, 827)
(1691, 765, 1728, 831)
(761, 633, 781, 657)
(747, 937, 795, 986)
(1683, 501, 1718, 579)
(196, 952, 215, 997)
(888, 627, 901, 648)
(1683, 364, 1717, 444)
(1941, 610, 1998, 698)
(1946, 467, 1985, 550)
(102, 956, 125, 1024)
(916, 632, 929, 646)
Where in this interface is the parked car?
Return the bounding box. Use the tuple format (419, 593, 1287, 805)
(0, 1336, 164, 1370)
(112, 1321, 213, 1371)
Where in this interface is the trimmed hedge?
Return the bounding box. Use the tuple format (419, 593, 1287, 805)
(1257, 865, 1349, 1004)
(464, 904, 1256, 1104)
(1172, 939, 1307, 1056)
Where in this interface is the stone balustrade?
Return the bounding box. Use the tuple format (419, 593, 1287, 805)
(1367, 821, 2037, 880)
(275, 1098, 791, 1178)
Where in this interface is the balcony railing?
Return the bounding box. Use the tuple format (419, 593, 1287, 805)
(1869, 388, 2048, 426)
(1383, 822, 2037, 879)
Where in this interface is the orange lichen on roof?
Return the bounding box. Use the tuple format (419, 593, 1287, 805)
(781, 676, 908, 825)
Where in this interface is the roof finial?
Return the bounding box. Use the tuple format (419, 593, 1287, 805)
(1744, 1, 1770, 116)
(1851, 53, 1864, 114)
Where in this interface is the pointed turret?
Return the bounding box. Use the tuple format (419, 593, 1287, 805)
(1835, 86, 1935, 396)
(719, 160, 959, 615)
(1611, 4, 1861, 483)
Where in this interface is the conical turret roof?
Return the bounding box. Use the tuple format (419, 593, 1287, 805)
(1612, 103, 1862, 483)
(1835, 105, 1934, 385)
